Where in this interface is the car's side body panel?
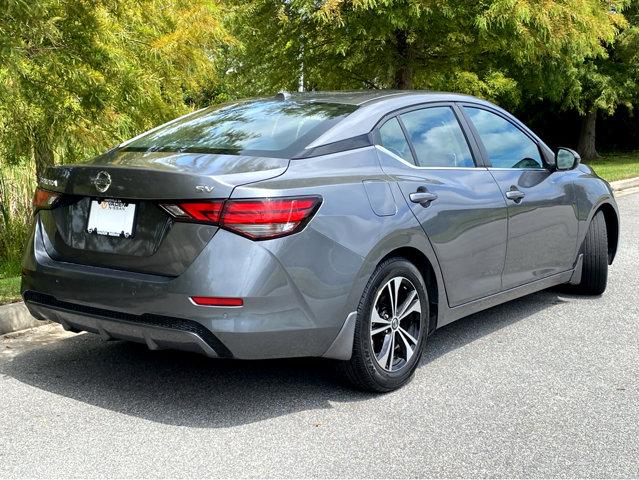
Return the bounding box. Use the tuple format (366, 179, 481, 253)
(486, 169, 579, 288)
(376, 148, 508, 307)
(455, 101, 581, 289)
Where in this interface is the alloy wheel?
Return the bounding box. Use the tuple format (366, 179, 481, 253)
(370, 276, 422, 372)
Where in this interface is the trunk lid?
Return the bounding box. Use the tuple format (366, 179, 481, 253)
(42, 150, 289, 199)
(38, 150, 289, 276)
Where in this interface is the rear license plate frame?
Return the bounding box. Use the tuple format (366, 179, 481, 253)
(86, 198, 137, 238)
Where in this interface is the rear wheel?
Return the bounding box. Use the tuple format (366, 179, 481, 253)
(340, 257, 428, 392)
(573, 210, 609, 295)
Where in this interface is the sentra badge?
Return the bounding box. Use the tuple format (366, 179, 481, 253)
(39, 177, 58, 188)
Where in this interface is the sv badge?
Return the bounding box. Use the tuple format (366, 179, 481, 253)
(195, 185, 215, 193)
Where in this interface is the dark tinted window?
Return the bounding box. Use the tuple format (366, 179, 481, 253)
(400, 107, 475, 167)
(465, 107, 543, 169)
(122, 100, 357, 158)
(379, 117, 415, 164)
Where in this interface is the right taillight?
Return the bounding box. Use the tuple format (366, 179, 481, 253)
(161, 196, 322, 240)
(221, 197, 322, 240)
(32, 188, 62, 212)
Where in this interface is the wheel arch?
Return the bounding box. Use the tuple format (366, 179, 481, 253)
(581, 200, 619, 265)
(596, 202, 619, 264)
(378, 247, 439, 334)
(322, 241, 445, 361)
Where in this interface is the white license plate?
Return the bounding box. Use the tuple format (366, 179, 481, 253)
(87, 199, 137, 238)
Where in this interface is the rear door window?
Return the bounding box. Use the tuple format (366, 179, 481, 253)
(400, 107, 475, 168)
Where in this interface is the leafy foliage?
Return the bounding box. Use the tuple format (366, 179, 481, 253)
(0, 162, 35, 276)
(568, 0, 639, 115)
(224, 0, 622, 110)
(0, 0, 232, 173)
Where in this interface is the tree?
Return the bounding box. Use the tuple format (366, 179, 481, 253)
(569, 1, 639, 161)
(0, 0, 232, 176)
(224, 0, 622, 113)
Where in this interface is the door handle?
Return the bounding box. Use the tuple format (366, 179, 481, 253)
(505, 188, 525, 202)
(409, 191, 438, 205)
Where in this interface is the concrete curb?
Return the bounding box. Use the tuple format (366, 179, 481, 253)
(0, 302, 46, 336)
(610, 177, 639, 191)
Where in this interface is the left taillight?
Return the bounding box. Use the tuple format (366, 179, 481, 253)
(160, 196, 322, 240)
(32, 188, 61, 212)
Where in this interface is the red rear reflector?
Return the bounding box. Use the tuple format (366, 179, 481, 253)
(191, 296, 244, 307)
(32, 188, 61, 211)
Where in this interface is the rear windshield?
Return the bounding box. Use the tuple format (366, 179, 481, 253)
(121, 100, 358, 158)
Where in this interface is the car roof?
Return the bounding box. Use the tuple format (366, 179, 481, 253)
(289, 90, 555, 160)
(295, 90, 496, 149)
(283, 90, 481, 107)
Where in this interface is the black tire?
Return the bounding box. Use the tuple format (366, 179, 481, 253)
(573, 210, 609, 295)
(339, 257, 428, 392)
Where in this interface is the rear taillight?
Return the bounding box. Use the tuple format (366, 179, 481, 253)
(221, 197, 321, 239)
(161, 196, 321, 240)
(32, 188, 61, 212)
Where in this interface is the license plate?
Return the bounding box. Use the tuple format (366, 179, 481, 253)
(87, 199, 136, 238)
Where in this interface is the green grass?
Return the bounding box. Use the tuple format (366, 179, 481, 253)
(587, 151, 639, 182)
(1, 161, 32, 304)
(0, 275, 21, 305)
(1, 162, 36, 286)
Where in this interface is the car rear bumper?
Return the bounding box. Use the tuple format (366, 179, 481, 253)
(21, 219, 357, 360)
(24, 291, 231, 357)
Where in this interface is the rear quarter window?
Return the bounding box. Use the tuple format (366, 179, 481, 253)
(379, 117, 415, 164)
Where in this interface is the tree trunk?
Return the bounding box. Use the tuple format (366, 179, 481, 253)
(577, 110, 600, 162)
(33, 136, 54, 178)
(393, 30, 414, 90)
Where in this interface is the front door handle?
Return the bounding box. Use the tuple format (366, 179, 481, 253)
(409, 191, 438, 205)
(505, 188, 525, 202)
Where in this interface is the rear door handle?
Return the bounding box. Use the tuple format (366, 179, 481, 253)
(409, 191, 438, 205)
(505, 189, 525, 202)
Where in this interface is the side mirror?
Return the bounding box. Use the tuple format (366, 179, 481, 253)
(555, 147, 581, 171)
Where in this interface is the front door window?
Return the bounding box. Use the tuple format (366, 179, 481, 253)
(464, 107, 543, 169)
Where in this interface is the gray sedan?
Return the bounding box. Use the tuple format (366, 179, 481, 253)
(22, 91, 619, 391)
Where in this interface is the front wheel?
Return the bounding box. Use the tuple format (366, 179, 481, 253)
(339, 257, 428, 392)
(572, 210, 609, 295)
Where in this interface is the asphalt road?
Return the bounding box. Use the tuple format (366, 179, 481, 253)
(1, 192, 638, 479)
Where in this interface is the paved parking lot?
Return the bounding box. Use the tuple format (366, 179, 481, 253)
(1, 191, 637, 478)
